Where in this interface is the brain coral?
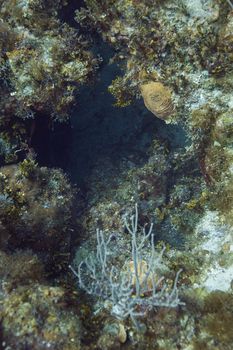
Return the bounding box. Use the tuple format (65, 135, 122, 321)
(140, 81, 174, 120)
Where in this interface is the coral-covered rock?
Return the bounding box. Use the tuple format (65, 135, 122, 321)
(0, 250, 44, 292)
(0, 284, 82, 350)
(0, 0, 99, 121)
(0, 161, 74, 269)
(219, 10, 233, 53)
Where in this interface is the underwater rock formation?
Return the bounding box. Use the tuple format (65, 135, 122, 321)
(0, 161, 75, 270)
(0, 0, 100, 164)
(0, 250, 45, 291)
(0, 0, 232, 349)
(0, 0, 99, 121)
(71, 0, 233, 348)
(75, 0, 233, 237)
(0, 283, 82, 350)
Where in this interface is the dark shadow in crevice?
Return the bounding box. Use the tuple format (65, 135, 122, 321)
(30, 114, 72, 172)
(68, 42, 188, 187)
(58, 0, 85, 28)
(31, 41, 188, 188)
(32, 2, 189, 189)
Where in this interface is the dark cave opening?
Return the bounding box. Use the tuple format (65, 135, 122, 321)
(31, 42, 188, 189)
(58, 0, 85, 29)
(28, 0, 197, 259)
(68, 42, 188, 187)
(30, 114, 72, 171)
(31, 1, 188, 190)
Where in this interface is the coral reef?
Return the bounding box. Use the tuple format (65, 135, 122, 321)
(0, 250, 45, 291)
(193, 291, 233, 349)
(70, 0, 233, 348)
(0, 0, 232, 348)
(0, 283, 82, 350)
(76, 137, 206, 248)
(71, 206, 183, 329)
(0, 0, 99, 121)
(0, 0, 100, 164)
(73, 1, 233, 240)
(0, 161, 74, 269)
(75, 0, 231, 111)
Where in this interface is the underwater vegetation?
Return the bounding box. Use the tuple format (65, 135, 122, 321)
(70, 205, 183, 329)
(75, 0, 233, 225)
(1, 283, 82, 350)
(0, 0, 232, 349)
(75, 0, 232, 106)
(0, 160, 75, 270)
(0, 0, 100, 165)
(0, 0, 99, 121)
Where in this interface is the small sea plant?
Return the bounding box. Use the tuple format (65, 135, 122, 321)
(70, 205, 184, 328)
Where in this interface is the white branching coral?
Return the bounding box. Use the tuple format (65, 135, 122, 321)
(70, 205, 183, 328)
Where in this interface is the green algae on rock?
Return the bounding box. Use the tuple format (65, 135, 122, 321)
(0, 250, 45, 292)
(0, 162, 75, 270)
(0, 284, 82, 350)
(0, 0, 99, 121)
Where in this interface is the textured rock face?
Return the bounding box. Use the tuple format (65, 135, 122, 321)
(0, 0, 99, 121)
(0, 162, 75, 269)
(0, 0, 233, 349)
(194, 211, 233, 292)
(183, 0, 220, 19)
(70, 0, 233, 348)
(1, 283, 82, 350)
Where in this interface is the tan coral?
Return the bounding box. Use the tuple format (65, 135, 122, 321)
(117, 323, 127, 343)
(129, 259, 160, 291)
(140, 81, 174, 120)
